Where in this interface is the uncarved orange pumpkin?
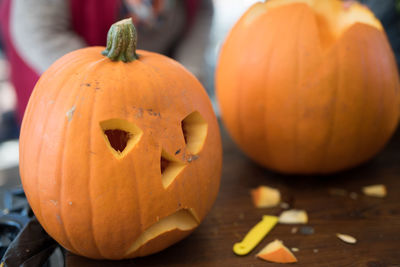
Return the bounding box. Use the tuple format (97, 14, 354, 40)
(19, 18, 222, 259)
(216, 0, 400, 174)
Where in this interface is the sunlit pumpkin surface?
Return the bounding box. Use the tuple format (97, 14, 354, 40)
(216, 0, 400, 174)
(19, 43, 222, 259)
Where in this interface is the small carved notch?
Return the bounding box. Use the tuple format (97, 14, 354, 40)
(160, 149, 186, 188)
(181, 111, 208, 154)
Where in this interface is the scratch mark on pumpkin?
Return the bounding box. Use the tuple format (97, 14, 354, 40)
(93, 80, 100, 90)
(66, 106, 76, 122)
(50, 199, 58, 206)
(187, 155, 199, 163)
(135, 107, 144, 118)
(146, 108, 161, 117)
(68, 201, 72, 205)
(56, 214, 62, 224)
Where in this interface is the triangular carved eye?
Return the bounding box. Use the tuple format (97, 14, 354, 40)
(181, 111, 208, 154)
(160, 149, 186, 188)
(100, 119, 143, 159)
(103, 129, 130, 152)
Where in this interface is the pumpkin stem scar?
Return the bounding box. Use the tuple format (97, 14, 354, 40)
(101, 18, 139, 62)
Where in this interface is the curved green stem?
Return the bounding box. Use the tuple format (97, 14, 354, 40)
(101, 18, 138, 62)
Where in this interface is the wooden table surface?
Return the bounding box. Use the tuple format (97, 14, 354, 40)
(64, 124, 399, 266)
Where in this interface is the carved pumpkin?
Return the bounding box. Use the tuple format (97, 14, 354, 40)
(19, 18, 222, 259)
(216, 0, 400, 174)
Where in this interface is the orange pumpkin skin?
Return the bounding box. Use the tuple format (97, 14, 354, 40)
(216, 0, 400, 174)
(19, 22, 221, 259)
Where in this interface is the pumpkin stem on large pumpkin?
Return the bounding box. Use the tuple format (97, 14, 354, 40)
(102, 18, 138, 62)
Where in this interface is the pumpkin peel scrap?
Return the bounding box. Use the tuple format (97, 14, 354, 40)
(251, 185, 281, 208)
(256, 239, 298, 263)
(362, 184, 387, 198)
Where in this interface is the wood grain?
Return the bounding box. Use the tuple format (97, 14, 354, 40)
(66, 124, 400, 266)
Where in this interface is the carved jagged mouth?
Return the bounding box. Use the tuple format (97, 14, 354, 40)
(125, 209, 200, 256)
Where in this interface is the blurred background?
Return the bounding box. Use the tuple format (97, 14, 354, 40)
(0, 0, 399, 177)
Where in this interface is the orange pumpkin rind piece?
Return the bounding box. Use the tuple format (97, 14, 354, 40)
(251, 186, 281, 208)
(257, 239, 298, 263)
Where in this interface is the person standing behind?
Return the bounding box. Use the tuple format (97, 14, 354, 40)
(0, 0, 203, 122)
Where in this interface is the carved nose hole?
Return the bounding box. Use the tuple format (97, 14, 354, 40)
(160, 149, 186, 188)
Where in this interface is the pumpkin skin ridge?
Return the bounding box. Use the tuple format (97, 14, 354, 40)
(19, 75, 47, 227)
(56, 57, 109, 258)
(120, 60, 145, 259)
(89, 57, 145, 259)
(328, 26, 397, 174)
(318, 45, 340, 174)
(318, 24, 400, 173)
(223, 4, 318, 172)
(295, 25, 398, 173)
(63, 56, 103, 258)
(270, 4, 316, 172)
(321, 26, 363, 173)
(68, 57, 138, 258)
(287, 4, 307, 172)
(216, 3, 400, 174)
(21, 54, 103, 255)
(293, 23, 399, 173)
(85, 59, 113, 258)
